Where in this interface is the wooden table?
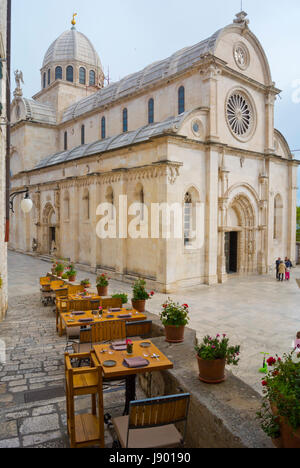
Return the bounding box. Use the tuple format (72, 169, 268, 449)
(62, 309, 147, 328)
(93, 340, 173, 414)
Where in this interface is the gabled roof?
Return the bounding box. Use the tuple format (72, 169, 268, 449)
(35, 112, 188, 170)
(61, 29, 222, 123)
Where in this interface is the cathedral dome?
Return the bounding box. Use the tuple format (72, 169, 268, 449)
(40, 20, 104, 91)
(43, 28, 102, 70)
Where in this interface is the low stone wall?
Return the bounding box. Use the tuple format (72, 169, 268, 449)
(141, 313, 273, 448)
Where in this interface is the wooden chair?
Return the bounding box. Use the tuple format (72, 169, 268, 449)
(126, 320, 152, 339)
(40, 276, 51, 291)
(50, 280, 65, 291)
(68, 284, 85, 295)
(65, 352, 105, 448)
(73, 320, 126, 353)
(100, 297, 123, 310)
(112, 393, 190, 449)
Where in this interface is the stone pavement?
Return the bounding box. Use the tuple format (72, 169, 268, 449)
(1, 251, 299, 447)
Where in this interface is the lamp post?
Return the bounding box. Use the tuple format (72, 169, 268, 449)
(9, 187, 33, 214)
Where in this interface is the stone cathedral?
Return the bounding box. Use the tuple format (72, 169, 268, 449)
(9, 12, 299, 292)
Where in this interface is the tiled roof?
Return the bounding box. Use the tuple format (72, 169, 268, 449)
(61, 29, 221, 123)
(35, 113, 187, 169)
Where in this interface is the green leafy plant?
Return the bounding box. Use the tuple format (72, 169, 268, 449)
(55, 262, 64, 274)
(96, 274, 109, 287)
(66, 264, 77, 278)
(112, 293, 128, 305)
(257, 351, 300, 435)
(0, 274, 2, 289)
(195, 335, 240, 365)
(132, 279, 154, 301)
(160, 298, 189, 327)
(81, 279, 91, 287)
(62, 273, 68, 280)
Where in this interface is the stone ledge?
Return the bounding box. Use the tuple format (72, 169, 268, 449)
(143, 312, 273, 448)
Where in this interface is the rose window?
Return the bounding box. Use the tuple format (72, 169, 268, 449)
(226, 93, 252, 137)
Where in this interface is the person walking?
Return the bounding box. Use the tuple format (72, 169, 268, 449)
(278, 261, 286, 282)
(276, 258, 281, 280)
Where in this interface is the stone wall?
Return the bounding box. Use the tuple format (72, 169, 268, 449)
(140, 314, 273, 448)
(0, 0, 8, 321)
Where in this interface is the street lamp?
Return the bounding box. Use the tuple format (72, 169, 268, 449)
(9, 187, 33, 214)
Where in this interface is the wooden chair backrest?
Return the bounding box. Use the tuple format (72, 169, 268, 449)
(65, 352, 102, 391)
(68, 284, 85, 295)
(91, 320, 126, 343)
(40, 277, 51, 285)
(55, 288, 69, 299)
(50, 280, 65, 291)
(126, 320, 152, 339)
(129, 393, 190, 430)
(100, 298, 123, 310)
(68, 300, 98, 312)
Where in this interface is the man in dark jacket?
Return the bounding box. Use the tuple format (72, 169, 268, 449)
(276, 258, 281, 280)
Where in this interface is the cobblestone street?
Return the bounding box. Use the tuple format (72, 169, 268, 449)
(0, 251, 299, 447)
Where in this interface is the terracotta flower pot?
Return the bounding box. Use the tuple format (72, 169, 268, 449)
(97, 286, 108, 297)
(197, 356, 226, 384)
(68, 275, 76, 282)
(271, 404, 300, 448)
(56, 271, 63, 278)
(164, 325, 185, 343)
(132, 300, 146, 313)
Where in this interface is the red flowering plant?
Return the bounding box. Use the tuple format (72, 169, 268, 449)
(132, 279, 154, 301)
(256, 351, 300, 438)
(160, 298, 190, 328)
(126, 339, 133, 354)
(96, 274, 110, 288)
(195, 334, 240, 364)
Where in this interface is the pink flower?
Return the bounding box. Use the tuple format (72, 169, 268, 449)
(126, 339, 132, 345)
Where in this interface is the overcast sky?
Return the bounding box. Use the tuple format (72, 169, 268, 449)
(11, 0, 300, 203)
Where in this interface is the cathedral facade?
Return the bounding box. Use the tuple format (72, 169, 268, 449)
(9, 12, 299, 292)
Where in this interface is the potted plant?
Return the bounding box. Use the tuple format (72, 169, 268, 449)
(126, 339, 133, 355)
(257, 351, 300, 448)
(160, 298, 189, 343)
(66, 264, 77, 282)
(131, 279, 154, 313)
(96, 274, 110, 296)
(112, 293, 128, 306)
(62, 273, 68, 280)
(195, 334, 240, 384)
(81, 279, 91, 289)
(55, 262, 64, 277)
(51, 263, 57, 274)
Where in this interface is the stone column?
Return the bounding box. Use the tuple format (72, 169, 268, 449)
(265, 93, 276, 154)
(114, 172, 128, 280)
(201, 64, 221, 142)
(287, 164, 298, 263)
(89, 178, 98, 270)
(204, 147, 219, 285)
(70, 183, 80, 263)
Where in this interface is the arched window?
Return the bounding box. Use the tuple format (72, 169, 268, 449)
(55, 66, 62, 80)
(178, 86, 185, 114)
(135, 183, 145, 221)
(79, 67, 86, 85)
(81, 125, 85, 145)
(66, 66, 74, 83)
(64, 131, 68, 151)
(83, 189, 90, 220)
(101, 117, 106, 139)
(106, 187, 114, 220)
(64, 192, 70, 220)
(183, 187, 200, 248)
(123, 108, 128, 133)
(89, 70, 96, 86)
(274, 195, 283, 240)
(184, 192, 192, 246)
(43, 72, 46, 89)
(148, 98, 154, 124)
(48, 69, 51, 85)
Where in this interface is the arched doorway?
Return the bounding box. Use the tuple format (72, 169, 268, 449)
(42, 203, 57, 255)
(225, 194, 257, 274)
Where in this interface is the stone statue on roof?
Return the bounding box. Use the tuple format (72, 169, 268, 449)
(14, 70, 24, 98)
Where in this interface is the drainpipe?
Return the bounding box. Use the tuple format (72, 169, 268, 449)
(5, 0, 11, 242)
